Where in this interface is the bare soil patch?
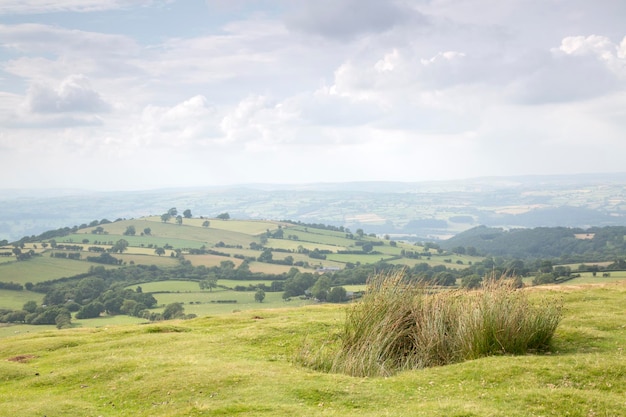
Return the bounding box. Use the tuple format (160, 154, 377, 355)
(7, 355, 37, 363)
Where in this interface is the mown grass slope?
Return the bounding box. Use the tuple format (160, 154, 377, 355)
(1, 281, 624, 417)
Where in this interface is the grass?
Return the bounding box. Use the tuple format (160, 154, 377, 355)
(0, 281, 624, 416)
(298, 272, 563, 377)
(0, 256, 117, 284)
(0, 289, 44, 310)
(114, 253, 179, 267)
(182, 218, 281, 235)
(127, 280, 202, 293)
(152, 289, 309, 315)
(55, 233, 207, 250)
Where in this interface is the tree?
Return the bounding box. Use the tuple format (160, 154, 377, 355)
(162, 302, 184, 320)
(143, 227, 151, 235)
(255, 289, 266, 303)
(183, 209, 192, 218)
(124, 225, 136, 236)
(76, 302, 105, 319)
(154, 247, 165, 256)
(258, 248, 273, 263)
(310, 275, 332, 301)
(533, 273, 556, 286)
(111, 239, 129, 253)
(161, 213, 171, 223)
(23, 300, 38, 313)
(168, 207, 178, 217)
(176, 215, 183, 226)
(217, 212, 230, 220)
(362, 243, 373, 253)
(55, 310, 72, 329)
(356, 229, 364, 238)
(202, 220, 210, 228)
(461, 274, 482, 289)
(327, 286, 347, 303)
(433, 272, 456, 286)
(199, 276, 218, 292)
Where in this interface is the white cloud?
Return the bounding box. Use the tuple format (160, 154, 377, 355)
(557, 35, 626, 78)
(24, 74, 110, 113)
(113, 95, 223, 152)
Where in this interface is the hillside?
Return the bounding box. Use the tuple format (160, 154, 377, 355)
(3, 173, 626, 243)
(1, 281, 625, 416)
(441, 225, 626, 261)
(1, 214, 482, 330)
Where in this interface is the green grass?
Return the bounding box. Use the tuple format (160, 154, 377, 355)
(152, 289, 310, 315)
(325, 253, 396, 264)
(114, 253, 179, 267)
(266, 238, 343, 252)
(0, 281, 624, 416)
(127, 280, 202, 292)
(184, 218, 281, 235)
(565, 271, 626, 284)
(123, 279, 309, 315)
(55, 233, 208, 250)
(218, 279, 277, 288)
(72, 315, 149, 328)
(0, 256, 117, 284)
(0, 289, 44, 310)
(72, 218, 260, 248)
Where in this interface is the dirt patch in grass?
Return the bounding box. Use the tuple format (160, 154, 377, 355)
(7, 355, 37, 363)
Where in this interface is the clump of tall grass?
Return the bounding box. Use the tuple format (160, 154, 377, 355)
(298, 271, 562, 377)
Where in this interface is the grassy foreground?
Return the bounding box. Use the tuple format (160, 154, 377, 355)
(1, 282, 625, 417)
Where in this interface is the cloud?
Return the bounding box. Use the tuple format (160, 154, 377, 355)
(506, 35, 626, 104)
(0, 0, 166, 15)
(557, 35, 626, 78)
(0, 23, 139, 57)
(285, 0, 424, 40)
(24, 74, 110, 113)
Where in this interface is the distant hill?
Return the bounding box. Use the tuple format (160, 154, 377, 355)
(441, 225, 626, 261)
(3, 172, 626, 242)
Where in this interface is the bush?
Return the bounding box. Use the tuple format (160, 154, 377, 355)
(298, 271, 562, 377)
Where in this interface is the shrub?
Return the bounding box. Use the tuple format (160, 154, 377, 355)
(298, 271, 562, 377)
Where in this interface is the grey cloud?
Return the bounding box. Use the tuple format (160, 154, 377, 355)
(285, 0, 425, 40)
(25, 74, 110, 113)
(5, 115, 104, 129)
(0, 0, 161, 15)
(0, 24, 138, 57)
(509, 51, 623, 105)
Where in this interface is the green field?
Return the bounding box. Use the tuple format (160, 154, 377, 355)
(124, 280, 310, 316)
(152, 289, 312, 315)
(72, 315, 149, 328)
(128, 280, 202, 293)
(54, 233, 209, 250)
(0, 256, 117, 284)
(219, 279, 277, 288)
(0, 289, 44, 310)
(0, 282, 624, 416)
(566, 271, 626, 284)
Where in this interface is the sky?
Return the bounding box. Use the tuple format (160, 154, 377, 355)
(1, 0, 625, 191)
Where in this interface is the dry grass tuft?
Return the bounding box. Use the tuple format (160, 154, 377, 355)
(299, 271, 562, 377)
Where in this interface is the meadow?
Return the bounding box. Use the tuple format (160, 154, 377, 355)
(0, 256, 117, 284)
(1, 281, 624, 416)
